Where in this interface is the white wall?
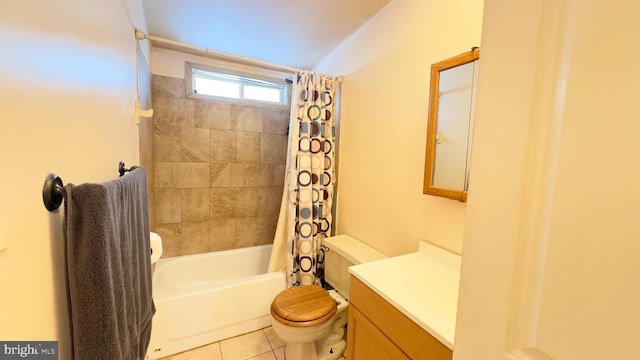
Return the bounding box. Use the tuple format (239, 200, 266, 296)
(0, 0, 148, 357)
(151, 47, 291, 80)
(315, 0, 484, 255)
(455, 0, 640, 358)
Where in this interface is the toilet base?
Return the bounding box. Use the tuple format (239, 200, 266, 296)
(285, 342, 319, 360)
(284, 339, 346, 360)
(317, 338, 346, 360)
(316, 310, 348, 360)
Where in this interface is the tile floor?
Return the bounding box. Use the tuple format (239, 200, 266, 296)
(159, 326, 286, 360)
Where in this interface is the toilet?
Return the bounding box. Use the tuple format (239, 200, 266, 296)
(270, 235, 387, 360)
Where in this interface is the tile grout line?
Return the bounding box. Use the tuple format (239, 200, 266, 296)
(261, 327, 280, 360)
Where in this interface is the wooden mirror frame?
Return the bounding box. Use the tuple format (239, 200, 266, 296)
(423, 48, 479, 202)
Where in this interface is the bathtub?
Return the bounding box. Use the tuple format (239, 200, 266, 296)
(147, 244, 286, 359)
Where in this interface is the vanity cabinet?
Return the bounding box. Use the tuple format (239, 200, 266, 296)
(346, 276, 453, 360)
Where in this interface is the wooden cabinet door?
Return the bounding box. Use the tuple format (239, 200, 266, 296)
(346, 305, 409, 360)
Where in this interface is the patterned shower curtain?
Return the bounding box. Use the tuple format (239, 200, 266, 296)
(285, 72, 338, 287)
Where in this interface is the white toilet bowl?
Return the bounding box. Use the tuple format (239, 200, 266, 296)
(272, 319, 333, 359)
(270, 285, 343, 360)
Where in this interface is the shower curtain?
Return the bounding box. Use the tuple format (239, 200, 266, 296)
(268, 71, 339, 287)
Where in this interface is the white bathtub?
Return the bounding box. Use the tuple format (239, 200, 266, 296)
(147, 244, 286, 359)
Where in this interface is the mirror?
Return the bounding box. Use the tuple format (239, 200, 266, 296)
(423, 48, 479, 202)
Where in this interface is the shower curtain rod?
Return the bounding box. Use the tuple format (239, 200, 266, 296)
(135, 29, 342, 83)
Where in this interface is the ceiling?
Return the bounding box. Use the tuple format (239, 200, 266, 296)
(141, 0, 392, 70)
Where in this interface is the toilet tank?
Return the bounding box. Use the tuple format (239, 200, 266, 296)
(324, 234, 387, 299)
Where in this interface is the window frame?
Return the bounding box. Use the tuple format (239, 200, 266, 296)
(186, 62, 291, 108)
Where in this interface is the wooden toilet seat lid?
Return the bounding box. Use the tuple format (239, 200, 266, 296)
(271, 285, 337, 327)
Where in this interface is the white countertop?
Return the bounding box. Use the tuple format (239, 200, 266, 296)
(348, 241, 461, 349)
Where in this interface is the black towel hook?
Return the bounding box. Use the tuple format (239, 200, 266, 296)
(43, 173, 64, 212)
(118, 161, 131, 177)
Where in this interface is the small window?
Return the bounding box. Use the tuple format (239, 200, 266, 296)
(188, 63, 289, 106)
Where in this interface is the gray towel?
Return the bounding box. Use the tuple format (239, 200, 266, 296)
(64, 167, 155, 360)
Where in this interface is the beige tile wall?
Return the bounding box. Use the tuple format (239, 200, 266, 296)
(152, 75, 289, 258)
